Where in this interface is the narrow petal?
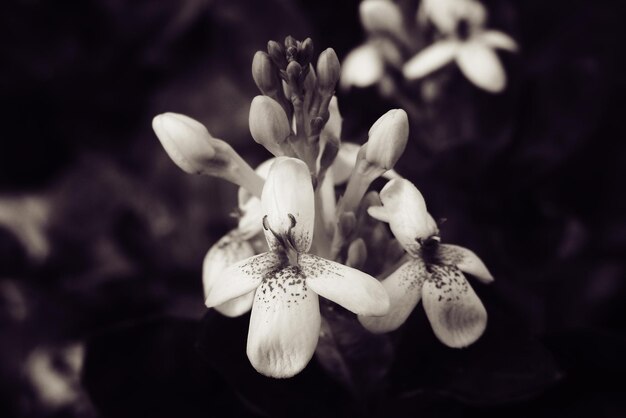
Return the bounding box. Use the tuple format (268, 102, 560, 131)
(367, 205, 390, 223)
(422, 265, 487, 348)
(403, 40, 459, 80)
(340, 43, 384, 89)
(205, 251, 284, 308)
(359, 259, 427, 333)
(237, 158, 275, 239)
(247, 266, 321, 378)
(437, 244, 494, 283)
(478, 30, 518, 52)
(202, 231, 256, 316)
(300, 254, 389, 316)
(456, 42, 506, 93)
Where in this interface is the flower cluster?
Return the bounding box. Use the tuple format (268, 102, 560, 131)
(342, 0, 517, 93)
(153, 35, 494, 378)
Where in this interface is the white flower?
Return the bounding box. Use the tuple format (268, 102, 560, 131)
(360, 179, 493, 348)
(205, 157, 389, 378)
(405, 0, 517, 93)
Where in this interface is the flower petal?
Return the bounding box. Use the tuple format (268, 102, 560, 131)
(403, 40, 459, 80)
(262, 157, 315, 253)
(301, 254, 389, 316)
(358, 259, 427, 333)
(247, 266, 321, 378)
(456, 42, 506, 93)
(237, 158, 275, 239)
(378, 179, 439, 256)
(320, 96, 342, 144)
(422, 265, 487, 348)
(340, 43, 384, 89)
(205, 251, 284, 308)
(202, 231, 257, 316)
(478, 30, 518, 52)
(437, 244, 494, 283)
(331, 142, 360, 184)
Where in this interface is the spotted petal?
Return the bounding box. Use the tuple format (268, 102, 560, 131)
(300, 254, 389, 316)
(437, 244, 494, 283)
(247, 266, 321, 378)
(359, 259, 427, 333)
(403, 40, 459, 80)
(205, 251, 284, 308)
(422, 265, 487, 348)
(456, 41, 506, 93)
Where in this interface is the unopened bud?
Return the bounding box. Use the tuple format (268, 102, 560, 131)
(267, 40, 288, 69)
(317, 48, 340, 94)
(366, 109, 408, 169)
(299, 38, 314, 67)
(152, 112, 216, 174)
(286, 61, 302, 85)
(285, 36, 298, 61)
(249, 96, 291, 156)
(252, 51, 281, 95)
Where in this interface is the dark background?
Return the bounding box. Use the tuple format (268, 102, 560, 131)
(1, 0, 625, 417)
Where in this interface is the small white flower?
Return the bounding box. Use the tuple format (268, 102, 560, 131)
(405, 0, 517, 93)
(360, 178, 493, 348)
(205, 157, 389, 378)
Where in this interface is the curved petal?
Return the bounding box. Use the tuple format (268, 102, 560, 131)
(359, 259, 427, 333)
(237, 158, 276, 239)
(320, 96, 342, 144)
(456, 42, 506, 93)
(403, 40, 459, 80)
(247, 266, 321, 378)
(422, 265, 487, 348)
(202, 231, 257, 316)
(478, 30, 518, 52)
(437, 244, 494, 283)
(205, 251, 284, 308)
(340, 43, 384, 89)
(378, 179, 439, 256)
(262, 157, 315, 253)
(300, 254, 389, 316)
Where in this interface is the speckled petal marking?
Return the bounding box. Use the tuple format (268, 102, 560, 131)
(247, 266, 321, 378)
(359, 259, 427, 333)
(422, 264, 487, 348)
(301, 253, 389, 316)
(205, 251, 284, 309)
(437, 244, 494, 283)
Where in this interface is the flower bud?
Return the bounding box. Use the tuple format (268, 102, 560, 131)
(252, 51, 282, 96)
(317, 48, 340, 94)
(360, 0, 405, 40)
(262, 157, 314, 253)
(267, 40, 288, 69)
(249, 96, 291, 156)
(286, 61, 302, 84)
(152, 112, 216, 174)
(299, 38, 314, 67)
(365, 109, 408, 169)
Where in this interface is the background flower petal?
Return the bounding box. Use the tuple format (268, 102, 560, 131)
(456, 42, 506, 92)
(359, 259, 427, 333)
(422, 265, 487, 348)
(340, 43, 384, 89)
(478, 30, 519, 52)
(247, 266, 320, 378)
(301, 254, 389, 316)
(403, 40, 459, 80)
